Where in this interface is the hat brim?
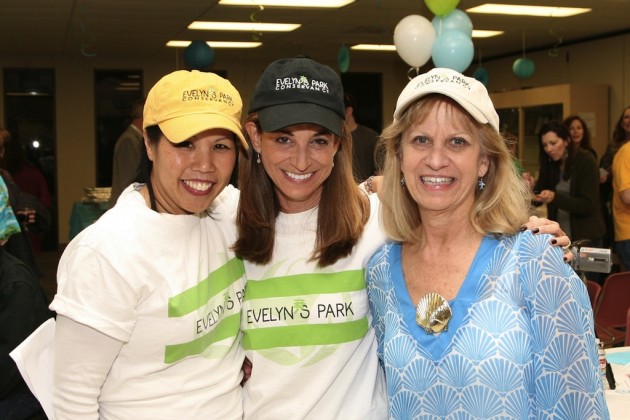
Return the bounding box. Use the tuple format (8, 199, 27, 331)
(395, 89, 496, 131)
(257, 103, 343, 137)
(159, 113, 248, 150)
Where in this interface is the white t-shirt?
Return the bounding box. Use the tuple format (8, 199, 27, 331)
(241, 194, 388, 419)
(51, 184, 245, 419)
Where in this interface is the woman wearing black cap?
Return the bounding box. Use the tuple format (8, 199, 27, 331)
(233, 56, 387, 419)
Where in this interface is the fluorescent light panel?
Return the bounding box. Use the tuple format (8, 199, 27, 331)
(219, 0, 354, 7)
(189, 21, 300, 32)
(466, 4, 591, 17)
(351, 30, 503, 51)
(351, 44, 396, 51)
(167, 40, 262, 48)
(472, 30, 504, 38)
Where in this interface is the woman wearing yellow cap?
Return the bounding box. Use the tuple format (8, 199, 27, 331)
(51, 70, 247, 419)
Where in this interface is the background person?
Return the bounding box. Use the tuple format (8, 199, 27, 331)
(0, 176, 54, 420)
(600, 106, 630, 248)
(0, 128, 52, 255)
(612, 116, 630, 271)
(0, 170, 51, 279)
(344, 92, 380, 181)
(109, 98, 145, 207)
(563, 114, 597, 158)
(366, 68, 608, 419)
(532, 121, 605, 249)
(50, 70, 247, 419)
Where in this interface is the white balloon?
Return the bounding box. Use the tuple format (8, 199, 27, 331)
(394, 15, 436, 68)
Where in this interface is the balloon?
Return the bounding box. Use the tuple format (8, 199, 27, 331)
(425, 0, 460, 16)
(393, 15, 436, 68)
(473, 67, 489, 86)
(512, 57, 536, 79)
(431, 30, 474, 73)
(432, 9, 473, 38)
(337, 45, 350, 73)
(184, 41, 214, 70)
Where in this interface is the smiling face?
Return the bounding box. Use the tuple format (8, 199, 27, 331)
(399, 100, 489, 218)
(541, 130, 569, 162)
(568, 118, 584, 145)
(145, 128, 237, 214)
(246, 122, 340, 213)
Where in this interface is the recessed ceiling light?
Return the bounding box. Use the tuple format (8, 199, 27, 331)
(350, 44, 397, 51)
(167, 41, 262, 48)
(219, 0, 354, 7)
(466, 4, 591, 17)
(189, 21, 300, 32)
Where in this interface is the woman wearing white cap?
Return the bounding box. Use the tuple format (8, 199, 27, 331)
(51, 70, 247, 419)
(231, 58, 571, 419)
(366, 68, 608, 418)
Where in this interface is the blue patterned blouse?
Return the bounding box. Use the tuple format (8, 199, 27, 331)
(366, 231, 609, 419)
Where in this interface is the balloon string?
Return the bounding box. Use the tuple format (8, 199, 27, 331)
(407, 67, 420, 80)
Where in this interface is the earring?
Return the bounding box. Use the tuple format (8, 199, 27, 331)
(400, 177, 406, 187)
(256, 153, 261, 164)
(478, 177, 486, 190)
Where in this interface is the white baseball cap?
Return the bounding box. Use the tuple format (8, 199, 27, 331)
(393, 68, 500, 132)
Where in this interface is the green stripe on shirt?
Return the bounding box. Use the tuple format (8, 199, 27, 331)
(242, 317, 368, 350)
(164, 312, 241, 363)
(168, 257, 245, 317)
(245, 269, 366, 300)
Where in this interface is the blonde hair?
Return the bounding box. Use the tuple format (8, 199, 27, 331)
(379, 95, 532, 244)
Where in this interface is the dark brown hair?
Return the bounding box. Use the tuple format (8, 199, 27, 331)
(232, 113, 369, 267)
(563, 115, 596, 158)
(538, 121, 576, 182)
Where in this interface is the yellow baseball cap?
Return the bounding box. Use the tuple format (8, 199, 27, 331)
(144, 70, 247, 149)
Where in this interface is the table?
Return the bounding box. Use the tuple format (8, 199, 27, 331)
(605, 346, 630, 419)
(69, 201, 109, 240)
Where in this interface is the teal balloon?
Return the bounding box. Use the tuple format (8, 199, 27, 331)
(431, 30, 474, 72)
(432, 9, 473, 37)
(425, 0, 460, 16)
(512, 57, 536, 79)
(184, 41, 214, 70)
(338, 45, 350, 73)
(473, 67, 489, 86)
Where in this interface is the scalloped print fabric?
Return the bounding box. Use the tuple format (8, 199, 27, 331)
(366, 231, 610, 419)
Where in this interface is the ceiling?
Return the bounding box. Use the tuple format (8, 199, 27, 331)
(2, 0, 630, 67)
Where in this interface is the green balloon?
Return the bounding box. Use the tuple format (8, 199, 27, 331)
(425, 0, 460, 16)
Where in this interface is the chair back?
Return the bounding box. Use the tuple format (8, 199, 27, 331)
(585, 280, 602, 310)
(595, 272, 630, 329)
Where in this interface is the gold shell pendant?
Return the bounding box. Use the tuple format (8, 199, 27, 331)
(416, 292, 452, 334)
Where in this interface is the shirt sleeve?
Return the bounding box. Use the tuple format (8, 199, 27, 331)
(524, 236, 609, 418)
(53, 315, 123, 419)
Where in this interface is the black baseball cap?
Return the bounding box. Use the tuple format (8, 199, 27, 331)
(249, 56, 345, 136)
